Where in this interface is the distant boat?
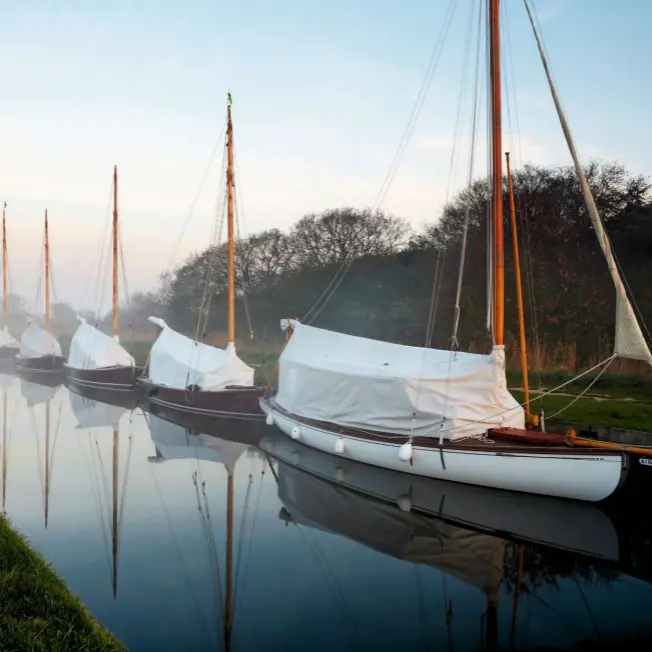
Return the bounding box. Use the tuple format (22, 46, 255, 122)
(139, 92, 264, 418)
(0, 203, 20, 364)
(66, 166, 143, 392)
(260, 0, 651, 502)
(16, 210, 66, 377)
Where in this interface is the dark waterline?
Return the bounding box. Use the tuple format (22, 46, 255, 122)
(2, 374, 652, 651)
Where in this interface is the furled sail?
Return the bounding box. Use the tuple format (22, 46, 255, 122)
(0, 326, 19, 350)
(146, 317, 254, 391)
(147, 413, 247, 474)
(67, 317, 135, 370)
(18, 319, 62, 359)
(526, 2, 652, 366)
(275, 321, 524, 440)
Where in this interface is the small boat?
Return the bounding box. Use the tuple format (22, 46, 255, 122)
(139, 93, 263, 417)
(16, 210, 66, 378)
(66, 166, 143, 392)
(0, 203, 19, 367)
(261, 0, 651, 502)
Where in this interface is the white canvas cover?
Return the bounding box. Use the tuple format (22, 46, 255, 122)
(18, 319, 62, 359)
(275, 321, 524, 440)
(147, 413, 247, 474)
(146, 317, 254, 391)
(67, 317, 135, 370)
(0, 326, 19, 349)
(69, 390, 128, 430)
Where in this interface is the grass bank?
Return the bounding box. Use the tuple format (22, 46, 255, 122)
(0, 515, 125, 652)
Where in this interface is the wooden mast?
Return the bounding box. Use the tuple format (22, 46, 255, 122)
(112, 166, 119, 338)
(224, 472, 234, 652)
(505, 153, 530, 414)
(44, 210, 51, 331)
(44, 399, 50, 528)
(1, 389, 6, 510)
(489, 0, 504, 346)
(2, 203, 7, 329)
(226, 92, 236, 345)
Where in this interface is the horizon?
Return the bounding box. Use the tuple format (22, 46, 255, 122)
(1, 0, 650, 313)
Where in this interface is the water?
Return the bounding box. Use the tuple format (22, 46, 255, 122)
(2, 374, 652, 651)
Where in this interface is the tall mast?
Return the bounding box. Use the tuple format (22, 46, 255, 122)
(2, 203, 7, 329)
(506, 153, 530, 414)
(112, 166, 119, 338)
(44, 209, 50, 331)
(112, 426, 119, 598)
(226, 91, 236, 345)
(489, 0, 504, 346)
(44, 399, 50, 528)
(2, 389, 7, 510)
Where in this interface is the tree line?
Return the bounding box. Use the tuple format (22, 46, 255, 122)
(6, 160, 651, 368)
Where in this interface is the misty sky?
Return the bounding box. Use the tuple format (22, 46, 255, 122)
(0, 0, 650, 313)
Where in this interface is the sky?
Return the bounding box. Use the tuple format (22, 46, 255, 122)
(0, 0, 650, 312)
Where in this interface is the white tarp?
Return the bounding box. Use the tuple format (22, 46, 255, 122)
(67, 317, 135, 370)
(20, 378, 60, 407)
(147, 413, 247, 474)
(18, 319, 62, 359)
(146, 317, 254, 391)
(0, 326, 19, 349)
(69, 390, 128, 430)
(275, 321, 524, 440)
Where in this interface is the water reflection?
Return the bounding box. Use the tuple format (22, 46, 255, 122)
(0, 377, 650, 651)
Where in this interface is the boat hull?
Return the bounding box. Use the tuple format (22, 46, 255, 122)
(16, 355, 67, 385)
(65, 364, 144, 391)
(0, 345, 19, 361)
(260, 398, 627, 503)
(139, 377, 265, 418)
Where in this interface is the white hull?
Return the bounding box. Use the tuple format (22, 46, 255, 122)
(260, 399, 626, 503)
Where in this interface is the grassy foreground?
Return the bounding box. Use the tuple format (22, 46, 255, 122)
(0, 516, 125, 652)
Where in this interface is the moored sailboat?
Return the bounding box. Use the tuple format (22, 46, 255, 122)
(0, 203, 19, 364)
(139, 93, 263, 417)
(66, 166, 142, 392)
(261, 0, 651, 502)
(16, 210, 66, 378)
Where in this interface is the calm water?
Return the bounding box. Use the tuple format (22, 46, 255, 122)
(2, 374, 652, 651)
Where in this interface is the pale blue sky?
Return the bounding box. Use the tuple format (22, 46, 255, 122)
(0, 0, 650, 310)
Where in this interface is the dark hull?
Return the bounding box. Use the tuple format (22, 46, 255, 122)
(66, 381, 144, 411)
(145, 400, 268, 448)
(65, 364, 144, 391)
(16, 355, 67, 385)
(139, 377, 265, 418)
(0, 345, 19, 360)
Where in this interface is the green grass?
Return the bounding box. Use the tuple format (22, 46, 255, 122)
(511, 389, 652, 432)
(0, 516, 126, 652)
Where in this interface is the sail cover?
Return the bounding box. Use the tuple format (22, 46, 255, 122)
(67, 317, 135, 370)
(275, 321, 524, 440)
(146, 317, 254, 391)
(19, 319, 62, 359)
(147, 413, 247, 474)
(20, 378, 60, 407)
(69, 390, 127, 430)
(0, 326, 19, 349)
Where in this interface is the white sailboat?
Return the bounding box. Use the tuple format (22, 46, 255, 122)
(260, 0, 651, 502)
(0, 203, 19, 363)
(66, 166, 141, 391)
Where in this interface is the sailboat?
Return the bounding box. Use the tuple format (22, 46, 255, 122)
(260, 0, 652, 502)
(69, 390, 133, 597)
(139, 93, 263, 418)
(66, 166, 143, 392)
(0, 204, 20, 364)
(16, 210, 66, 377)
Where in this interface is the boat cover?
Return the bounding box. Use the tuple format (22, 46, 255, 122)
(147, 413, 247, 474)
(19, 319, 62, 359)
(67, 317, 135, 370)
(146, 317, 254, 391)
(20, 378, 60, 407)
(69, 390, 128, 430)
(275, 321, 524, 440)
(0, 325, 19, 349)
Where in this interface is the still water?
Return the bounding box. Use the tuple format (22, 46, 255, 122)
(2, 374, 652, 651)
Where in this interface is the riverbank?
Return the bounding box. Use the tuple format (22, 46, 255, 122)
(0, 516, 125, 651)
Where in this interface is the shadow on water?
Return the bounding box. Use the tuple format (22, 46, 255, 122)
(1, 372, 651, 651)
